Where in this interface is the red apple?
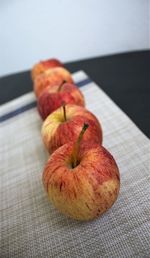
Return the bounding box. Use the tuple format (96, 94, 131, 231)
(41, 104, 103, 154)
(31, 58, 63, 80)
(37, 82, 85, 120)
(33, 67, 73, 98)
(43, 124, 120, 221)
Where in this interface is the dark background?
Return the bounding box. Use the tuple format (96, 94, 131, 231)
(0, 50, 149, 138)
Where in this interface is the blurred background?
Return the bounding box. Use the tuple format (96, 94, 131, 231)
(0, 0, 149, 77)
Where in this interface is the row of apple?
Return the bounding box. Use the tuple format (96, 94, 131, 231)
(31, 58, 120, 221)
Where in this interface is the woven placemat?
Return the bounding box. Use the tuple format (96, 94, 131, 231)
(0, 71, 149, 258)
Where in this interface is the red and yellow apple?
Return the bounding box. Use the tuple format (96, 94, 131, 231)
(37, 82, 85, 120)
(43, 124, 120, 221)
(33, 67, 73, 98)
(41, 104, 103, 154)
(31, 58, 63, 80)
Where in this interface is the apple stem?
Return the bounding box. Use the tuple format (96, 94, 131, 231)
(62, 102, 67, 121)
(72, 123, 89, 168)
(58, 80, 66, 92)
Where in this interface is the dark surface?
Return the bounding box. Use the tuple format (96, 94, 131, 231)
(0, 50, 149, 138)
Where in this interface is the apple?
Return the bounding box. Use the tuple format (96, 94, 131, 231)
(31, 58, 64, 80)
(33, 67, 74, 98)
(41, 104, 103, 154)
(42, 123, 120, 221)
(37, 81, 85, 120)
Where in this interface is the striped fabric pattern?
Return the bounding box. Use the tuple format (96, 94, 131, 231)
(0, 71, 149, 258)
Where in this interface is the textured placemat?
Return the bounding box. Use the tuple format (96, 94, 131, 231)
(0, 71, 150, 258)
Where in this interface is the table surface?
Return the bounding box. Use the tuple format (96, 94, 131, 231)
(0, 50, 149, 138)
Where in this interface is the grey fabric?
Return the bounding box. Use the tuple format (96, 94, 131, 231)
(0, 71, 150, 258)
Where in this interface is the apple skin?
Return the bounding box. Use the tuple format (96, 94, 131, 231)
(42, 142, 120, 221)
(33, 67, 73, 98)
(41, 104, 103, 154)
(31, 58, 64, 80)
(37, 82, 85, 120)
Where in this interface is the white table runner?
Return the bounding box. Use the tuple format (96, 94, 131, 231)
(0, 71, 149, 258)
